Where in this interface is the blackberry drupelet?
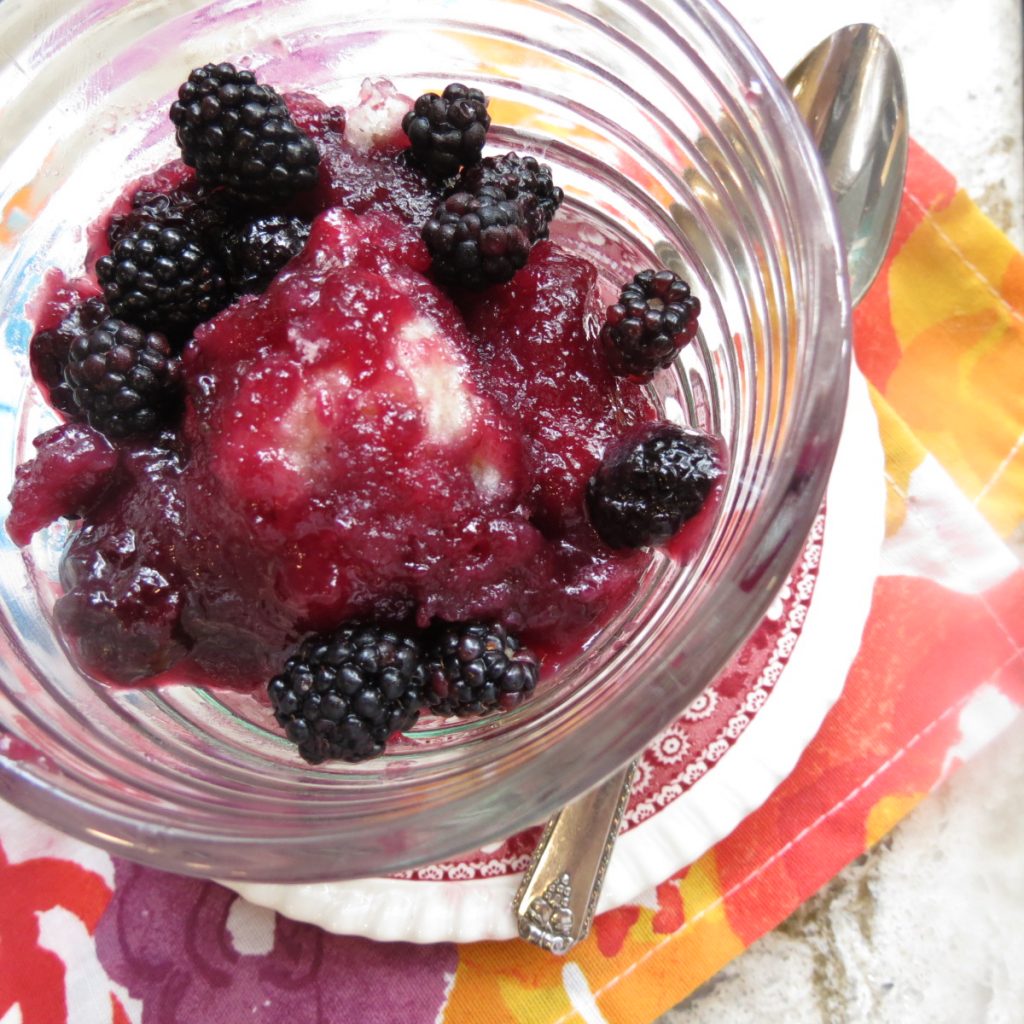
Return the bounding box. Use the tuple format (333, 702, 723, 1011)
(169, 62, 321, 202)
(422, 190, 531, 288)
(587, 423, 722, 550)
(460, 152, 563, 242)
(30, 298, 109, 417)
(96, 219, 229, 332)
(425, 622, 539, 718)
(221, 214, 310, 294)
(268, 624, 426, 764)
(402, 83, 491, 180)
(600, 269, 701, 379)
(64, 318, 183, 438)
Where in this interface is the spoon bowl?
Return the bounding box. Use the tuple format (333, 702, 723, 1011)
(786, 24, 909, 303)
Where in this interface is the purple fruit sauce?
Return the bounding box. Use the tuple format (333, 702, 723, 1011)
(8, 80, 722, 690)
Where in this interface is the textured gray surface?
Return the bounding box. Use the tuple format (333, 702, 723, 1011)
(656, 2, 1024, 1020)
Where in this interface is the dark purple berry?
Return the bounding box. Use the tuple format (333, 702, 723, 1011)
(109, 183, 231, 250)
(422, 189, 531, 288)
(586, 423, 723, 550)
(64, 318, 183, 438)
(402, 83, 491, 180)
(221, 214, 310, 294)
(96, 219, 229, 332)
(425, 622, 539, 717)
(29, 298, 109, 416)
(600, 269, 701, 379)
(169, 62, 320, 202)
(459, 152, 563, 242)
(268, 624, 426, 764)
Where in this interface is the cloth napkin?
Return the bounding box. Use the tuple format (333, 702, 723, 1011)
(1, 139, 1022, 1024)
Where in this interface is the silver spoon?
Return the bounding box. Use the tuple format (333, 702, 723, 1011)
(786, 24, 909, 303)
(514, 23, 908, 954)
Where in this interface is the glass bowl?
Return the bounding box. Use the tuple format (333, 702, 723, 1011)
(0, 0, 849, 881)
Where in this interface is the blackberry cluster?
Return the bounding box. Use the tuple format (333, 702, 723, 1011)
(403, 83, 491, 180)
(96, 219, 229, 332)
(30, 298, 109, 417)
(170, 62, 320, 202)
(422, 190, 532, 288)
(586, 423, 722, 550)
(268, 624, 426, 764)
(64, 318, 183, 438)
(404, 85, 566, 288)
(425, 622, 539, 717)
(221, 214, 310, 294)
(600, 269, 701, 379)
(460, 152, 563, 242)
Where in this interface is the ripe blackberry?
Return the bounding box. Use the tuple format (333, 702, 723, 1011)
(221, 214, 310, 294)
(268, 624, 426, 764)
(586, 423, 723, 550)
(402, 83, 491, 180)
(460, 152, 563, 242)
(600, 269, 701, 379)
(96, 219, 229, 332)
(425, 622, 539, 718)
(108, 184, 231, 250)
(422, 190, 531, 288)
(64, 318, 183, 438)
(30, 298, 109, 417)
(169, 62, 321, 202)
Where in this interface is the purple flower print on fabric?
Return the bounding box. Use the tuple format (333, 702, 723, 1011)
(95, 860, 457, 1024)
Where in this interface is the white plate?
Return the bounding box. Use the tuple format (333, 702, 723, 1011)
(228, 369, 885, 943)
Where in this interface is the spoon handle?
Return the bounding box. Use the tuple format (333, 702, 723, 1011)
(513, 761, 636, 953)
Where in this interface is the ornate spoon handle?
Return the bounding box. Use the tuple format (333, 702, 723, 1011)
(513, 761, 636, 954)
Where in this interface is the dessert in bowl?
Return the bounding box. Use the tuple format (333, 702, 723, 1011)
(0, 0, 849, 881)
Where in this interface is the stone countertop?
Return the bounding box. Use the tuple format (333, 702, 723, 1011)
(658, 2, 1024, 1021)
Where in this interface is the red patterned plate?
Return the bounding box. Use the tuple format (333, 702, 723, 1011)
(228, 373, 884, 942)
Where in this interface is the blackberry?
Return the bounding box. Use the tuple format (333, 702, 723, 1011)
(402, 83, 491, 180)
(422, 190, 531, 288)
(96, 219, 229, 332)
(460, 152, 563, 242)
(169, 62, 320, 202)
(109, 183, 231, 250)
(268, 624, 426, 764)
(586, 423, 723, 550)
(600, 269, 701, 379)
(221, 214, 310, 294)
(425, 622, 539, 718)
(64, 317, 183, 438)
(30, 298, 109, 417)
